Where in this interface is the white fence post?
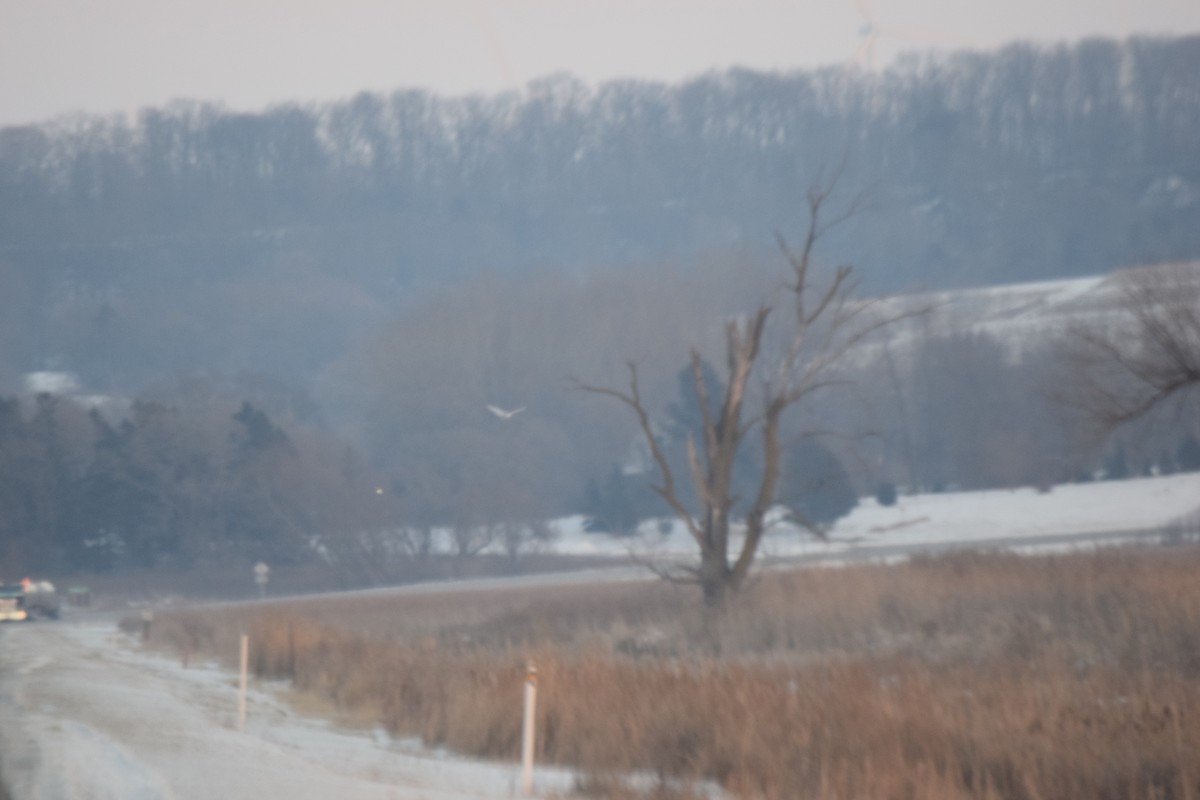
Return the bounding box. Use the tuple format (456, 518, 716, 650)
(521, 661, 538, 796)
(238, 634, 249, 732)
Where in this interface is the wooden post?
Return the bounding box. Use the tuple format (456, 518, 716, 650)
(521, 661, 538, 796)
(238, 634, 249, 732)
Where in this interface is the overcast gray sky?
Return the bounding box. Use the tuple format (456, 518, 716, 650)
(3, 0, 1198, 127)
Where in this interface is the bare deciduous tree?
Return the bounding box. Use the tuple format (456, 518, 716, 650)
(577, 179, 920, 609)
(501, 520, 558, 566)
(1067, 262, 1200, 434)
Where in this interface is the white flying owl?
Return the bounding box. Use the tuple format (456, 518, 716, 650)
(487, 404, 525, 420)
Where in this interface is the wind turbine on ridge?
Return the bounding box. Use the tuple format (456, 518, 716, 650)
(847, 0, 972, 72)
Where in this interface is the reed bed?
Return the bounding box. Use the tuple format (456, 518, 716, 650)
(147, 547, 1200, 799)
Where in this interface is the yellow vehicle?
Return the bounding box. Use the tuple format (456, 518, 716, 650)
(0, 585, 28, 622)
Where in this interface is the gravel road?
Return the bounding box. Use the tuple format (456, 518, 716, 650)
(0, 619, 573, 800)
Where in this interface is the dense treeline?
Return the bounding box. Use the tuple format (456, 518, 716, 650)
(0, 387, 393, 575)
(5, 277, 1193, 576)
(0, 36, 1197, 391)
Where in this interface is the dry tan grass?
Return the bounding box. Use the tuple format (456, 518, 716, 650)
(149, 547, 1200, 799)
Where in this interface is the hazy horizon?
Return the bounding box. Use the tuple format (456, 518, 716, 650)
(3, 0, 1199, 127)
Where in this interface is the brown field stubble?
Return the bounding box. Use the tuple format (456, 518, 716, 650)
(149, 549, 1200, 799)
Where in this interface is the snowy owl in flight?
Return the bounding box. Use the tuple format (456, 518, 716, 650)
(487, 404, 525, 420)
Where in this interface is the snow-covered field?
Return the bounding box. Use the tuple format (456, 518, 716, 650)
(548, 472, 1200, 560)
(877, 261, 1200, 361)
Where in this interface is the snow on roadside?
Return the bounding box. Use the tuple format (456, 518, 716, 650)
(0, 621, 579, 800)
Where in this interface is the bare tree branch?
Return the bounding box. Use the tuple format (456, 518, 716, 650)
(1066, 263, 1200, 434)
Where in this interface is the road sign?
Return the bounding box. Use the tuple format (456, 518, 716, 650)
(254, 561, 270, 597)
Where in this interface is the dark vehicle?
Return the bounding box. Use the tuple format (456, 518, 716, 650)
(25, 581, 61, 620)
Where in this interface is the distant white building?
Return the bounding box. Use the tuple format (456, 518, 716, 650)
(22, 371, 127, 416)
(24, 371, 80, 395)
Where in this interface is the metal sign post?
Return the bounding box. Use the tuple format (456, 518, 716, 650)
(253, 561, 270, 599)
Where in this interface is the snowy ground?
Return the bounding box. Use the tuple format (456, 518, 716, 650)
(548, 472, 1200, 561)
(0, 621, 578, 800)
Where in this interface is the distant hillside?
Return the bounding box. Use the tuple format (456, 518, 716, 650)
(0, 35, 1197, 393)
(884, 259, 1200, 361)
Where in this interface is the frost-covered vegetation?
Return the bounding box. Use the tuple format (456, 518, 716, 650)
(152, 547, 1200, 799)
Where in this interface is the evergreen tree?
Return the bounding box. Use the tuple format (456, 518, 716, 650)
(72, 410, 175, 570)
(231, 402, 291, 459)
(226, 402, 308, 564)
(582, 465, 660, 535)
(780, 439, 859, 528)
(665, 358, 723, 443)
(1104, 446, 1129, 480)
(1176, 434, 1200, 472)
(0, 397, 39, 572)
(28, 394, 85, 571)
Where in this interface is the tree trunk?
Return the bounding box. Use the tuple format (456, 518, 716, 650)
(699, 549, 732, 610)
